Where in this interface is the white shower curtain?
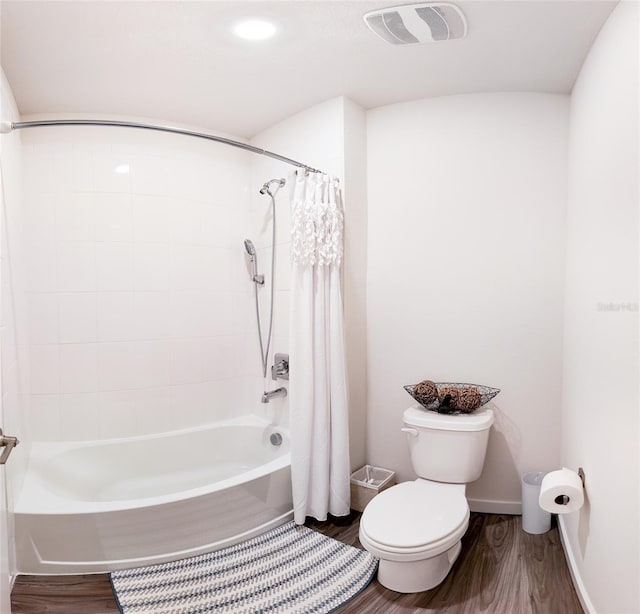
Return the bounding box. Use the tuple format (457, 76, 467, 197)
(289, 170, 350, 525)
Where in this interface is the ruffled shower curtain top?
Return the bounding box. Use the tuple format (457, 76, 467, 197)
(289, 171, 350, 525)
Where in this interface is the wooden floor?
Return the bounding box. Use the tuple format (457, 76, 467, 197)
(11, 512, 583, 614)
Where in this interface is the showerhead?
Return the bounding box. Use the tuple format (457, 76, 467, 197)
(244, 239, 256, 259)
(259, 178, 286, 196)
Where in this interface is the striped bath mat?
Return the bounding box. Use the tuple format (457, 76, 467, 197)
(110, 521, 378, 613)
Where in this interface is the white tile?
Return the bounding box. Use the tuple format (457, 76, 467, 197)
(92, 151, 132, 193)
(170, 291, 232, 338)
(200, 203, 231, 247)
(200, 292, 233, 337)
(169, 244, 206, 290)
(55, 193, 96, 241)
(58, 293, 98, 343)
(201, 336, 234, 381)
(53, 144, 94, 192)
(169, 199, 202, 244)
(24, 192, 56, 245)
(168, 382, 210, 429)
(166, 157, 213, 202)
(96, 292, 135, 341)
(132, 195, 171, 242)
(131, 292, 170, 340)
(135, 340, 171, 388)
(97, 341, 139, 390)
(229, 333, 262, 377)
(30, 394, 62, 441)
(231, 375, 265, 415)
(168, 338, 203, 385)
(98, 340, 170, 390)
(230, 249, 254, 293)
(97, 389, 140, 438)
(169, 245, 228, 291)
(130, 154, 167, 196)
(133, 386, 174, 434)
(94, 193, 132, 242)
(209, 247, 232, 291)
(271, 290, 290, 341)
(274, 241, 291, 291)
(230, 292, 253, 336)
(169, 291, 201, 338)
(58, 393, 100, 440)
(0, 319, 17, 378)
(27, 240, 58, 292)
(133, 242, 170, 291)
(205, 379, 240, 420)
(22, 145, 55, 190)
(98, 387, 173, 437)
(27, 293, 59, 344)
(59, 343, 99, 393)
(96, 242, 133, 291)
(56, 241, 96, 291)
(30, 345, 60, 394)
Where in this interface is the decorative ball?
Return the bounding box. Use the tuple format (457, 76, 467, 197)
(458, 387, 482, 413)
(413, 380, 438, 405)
(438, 385, 460, 409)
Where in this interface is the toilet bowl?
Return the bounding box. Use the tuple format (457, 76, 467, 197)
(359, 479, 469, 593)
(359, 405, 494, 593)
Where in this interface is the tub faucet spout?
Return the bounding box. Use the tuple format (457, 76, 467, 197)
(261, 387, 287, 403)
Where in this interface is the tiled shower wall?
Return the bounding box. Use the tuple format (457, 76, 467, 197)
(22, 125, 268, 440)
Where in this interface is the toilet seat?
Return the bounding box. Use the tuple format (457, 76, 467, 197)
(360, 480, 469, 561)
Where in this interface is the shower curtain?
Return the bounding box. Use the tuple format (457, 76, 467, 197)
(289, 170, 350, 525)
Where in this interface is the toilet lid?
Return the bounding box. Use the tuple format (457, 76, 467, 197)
(361, 480, 468, 549)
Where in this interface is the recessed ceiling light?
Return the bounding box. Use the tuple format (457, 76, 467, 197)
(233, 19, 277, 41)
(114, 164, 130, 174)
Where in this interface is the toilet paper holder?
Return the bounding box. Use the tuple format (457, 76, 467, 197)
(577, 467, 585, 488)
(553, 468, 585, 506)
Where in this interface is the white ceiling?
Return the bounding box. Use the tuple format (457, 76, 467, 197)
(1, 1, 616, 138)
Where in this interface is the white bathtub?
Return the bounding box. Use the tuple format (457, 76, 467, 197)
(15, 416, 293, 574)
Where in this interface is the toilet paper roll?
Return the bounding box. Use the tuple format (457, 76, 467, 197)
(538, 468, 584, 514)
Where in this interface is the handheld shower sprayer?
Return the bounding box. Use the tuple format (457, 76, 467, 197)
(244, 239, 264, 285)
(243, 239, 256, 260)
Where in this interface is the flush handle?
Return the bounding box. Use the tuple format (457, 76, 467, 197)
(401, 427, 418, 437)
(0, 428, 19, 465)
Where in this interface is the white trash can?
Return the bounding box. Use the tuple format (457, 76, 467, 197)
(521, 471, 551, 534)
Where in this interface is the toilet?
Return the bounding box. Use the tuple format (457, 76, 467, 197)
(359, 405, 494, 593)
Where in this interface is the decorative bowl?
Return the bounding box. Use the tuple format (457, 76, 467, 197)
(403, 382, 500, 414)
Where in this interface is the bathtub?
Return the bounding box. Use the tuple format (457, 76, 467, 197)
(14, 415, 293, 574)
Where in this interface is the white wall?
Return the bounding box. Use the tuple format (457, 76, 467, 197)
(366, 93, 569, 510)
(562, 2, 639, 613)
(20, 120, 262, 440)
(0, 67, 30, 585)
(251, 96, 368, 469)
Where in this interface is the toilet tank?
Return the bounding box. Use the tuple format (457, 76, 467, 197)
(402, 406, 494, 483)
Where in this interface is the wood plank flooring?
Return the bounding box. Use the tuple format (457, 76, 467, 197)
(11, 512, 583, 614)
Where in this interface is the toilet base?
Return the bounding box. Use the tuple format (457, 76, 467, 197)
(376, 541, 462, 593)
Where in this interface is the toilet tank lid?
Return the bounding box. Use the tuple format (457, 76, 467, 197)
(403, 405, 494, 431)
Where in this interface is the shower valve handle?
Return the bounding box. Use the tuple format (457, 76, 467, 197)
(271, 353, 290, 381)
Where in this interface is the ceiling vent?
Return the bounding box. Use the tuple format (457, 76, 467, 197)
(363, 3, 467, 45)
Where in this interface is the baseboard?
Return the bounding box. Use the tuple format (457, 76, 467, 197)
(557, 516, 596, 614)
(467, 498, 522, 515)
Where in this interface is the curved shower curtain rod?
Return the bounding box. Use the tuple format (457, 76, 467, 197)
(1, 118, 323, 174)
